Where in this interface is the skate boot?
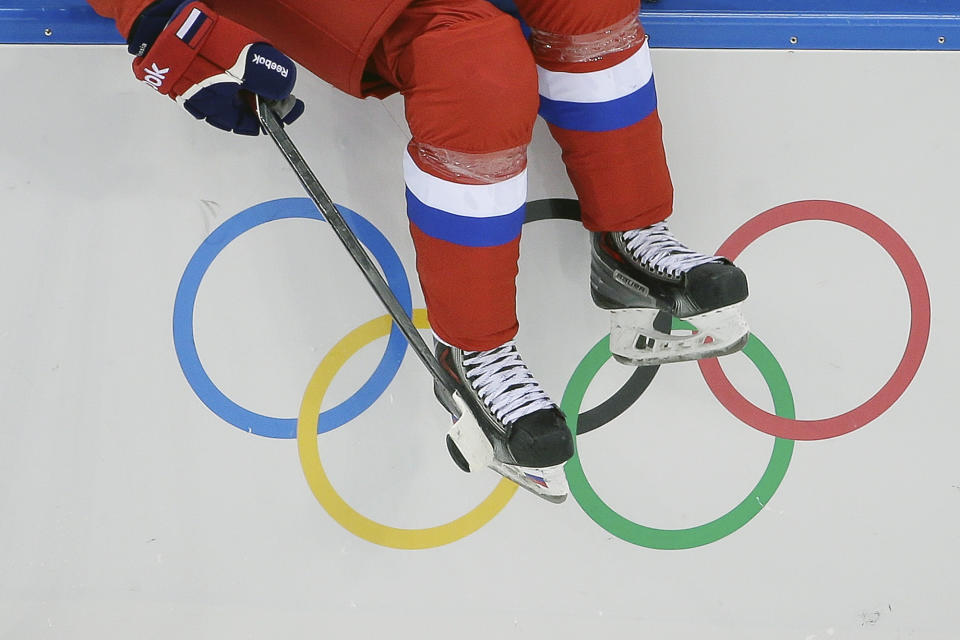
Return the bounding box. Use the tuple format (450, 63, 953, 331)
(591, 221, 749, 366)
(435, 339, 574, 502)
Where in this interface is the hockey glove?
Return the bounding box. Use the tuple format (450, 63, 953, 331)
(128, 0, 304, 135)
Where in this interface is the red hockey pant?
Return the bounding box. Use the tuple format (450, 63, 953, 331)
(372, 0, 674, 350)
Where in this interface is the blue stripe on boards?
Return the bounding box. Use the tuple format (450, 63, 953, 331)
(4, 1, 959, 48)
(405, 189, 525, 248)
(539, 78, 658, 133)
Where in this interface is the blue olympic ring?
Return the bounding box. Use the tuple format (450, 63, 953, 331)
(172, 197, 412, 439)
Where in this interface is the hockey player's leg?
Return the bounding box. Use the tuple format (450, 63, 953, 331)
(517, 0, 749, 365)
(371, 0, 573, 499)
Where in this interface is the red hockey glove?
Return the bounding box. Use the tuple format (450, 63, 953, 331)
(128, 0, 304, 135)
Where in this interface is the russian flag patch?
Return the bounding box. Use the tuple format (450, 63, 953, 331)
(175, 8, 209, 48)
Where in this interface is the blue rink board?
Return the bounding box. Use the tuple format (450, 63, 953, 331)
(2, 0, 960, 49)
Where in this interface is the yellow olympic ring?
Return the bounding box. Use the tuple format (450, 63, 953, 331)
(296, 310, 518, 549)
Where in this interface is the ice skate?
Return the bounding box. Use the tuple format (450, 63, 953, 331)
(591, 222, 749, 366)
(435, 339, 574, 503)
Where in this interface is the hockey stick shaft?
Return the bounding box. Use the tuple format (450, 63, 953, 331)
(254, 97, 461, 418)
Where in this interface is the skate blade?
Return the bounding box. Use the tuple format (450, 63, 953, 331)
(488, 460, 569, 503)
(610, 303, 749, 366)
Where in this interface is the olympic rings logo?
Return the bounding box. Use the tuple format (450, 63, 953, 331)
(173, 197, 930, 550)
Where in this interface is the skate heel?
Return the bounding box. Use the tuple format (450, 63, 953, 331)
(609, 303, 749, 366)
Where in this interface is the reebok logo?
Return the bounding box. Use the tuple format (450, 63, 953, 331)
(142, 63, 170, 91)
(251, 54, 289, 78)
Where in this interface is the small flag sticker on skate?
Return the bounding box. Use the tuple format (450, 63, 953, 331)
(524, 472, 549, 488)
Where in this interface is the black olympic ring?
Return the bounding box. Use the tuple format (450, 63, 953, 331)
(524, 198, 668, 435)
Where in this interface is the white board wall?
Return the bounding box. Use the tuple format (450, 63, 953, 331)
(0, 44, 956, 639)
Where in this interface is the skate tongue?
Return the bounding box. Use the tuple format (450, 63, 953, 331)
(465, 343, 554, 425)
(622, 225, 718, 276)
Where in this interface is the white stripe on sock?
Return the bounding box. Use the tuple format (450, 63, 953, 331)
(536, 40, 653, 104)
(403, 151, 526, 219)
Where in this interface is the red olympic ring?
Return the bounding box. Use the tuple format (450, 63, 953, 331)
(700, 200, 931, 441)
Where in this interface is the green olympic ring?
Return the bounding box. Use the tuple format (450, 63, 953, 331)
(560, 319, 796, 550)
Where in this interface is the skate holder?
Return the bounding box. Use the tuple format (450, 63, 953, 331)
(609, 305, 749, 366)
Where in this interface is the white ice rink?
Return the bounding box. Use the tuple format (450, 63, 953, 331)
(1, 40, 957, 638)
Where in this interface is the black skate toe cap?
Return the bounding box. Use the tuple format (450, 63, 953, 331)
(509, 408, 574, 468)
(686, 261, 749, 310)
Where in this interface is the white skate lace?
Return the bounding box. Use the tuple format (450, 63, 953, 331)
(463, 341, 554, 426)
(622, 222, 720, 277)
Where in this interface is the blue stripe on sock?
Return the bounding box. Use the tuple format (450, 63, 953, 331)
(538, 77, 658, 132)
(406, 189, 524, 248)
